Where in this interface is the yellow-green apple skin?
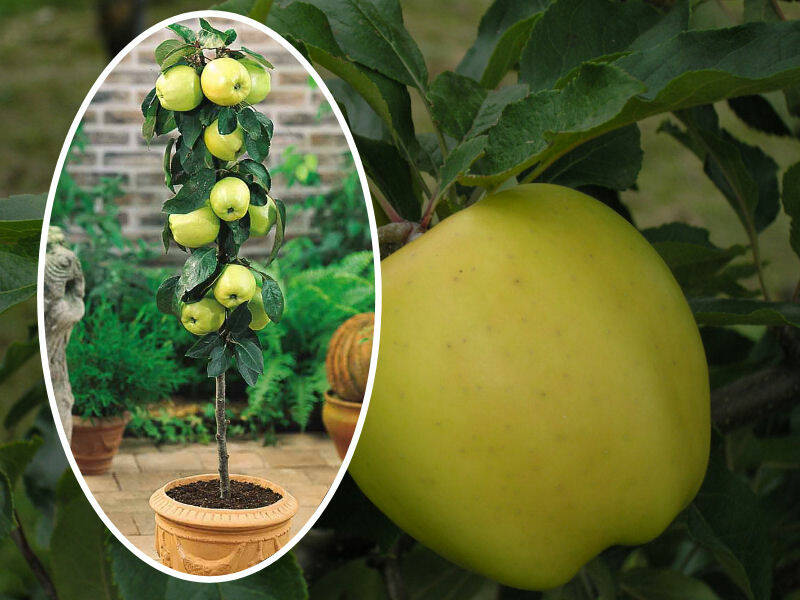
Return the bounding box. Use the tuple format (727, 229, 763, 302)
(210, 177, 250, 221)
(248, 200, 277, 236)
(201, 57, 251, 106)
(247, 288, 270, 330)
(350, 184, 710, 590)
(204, 119, 244, 162)
(213, 264, 256, 308)
(238, 58, 271, 104)
(155, 65, 202, 111)
(180, 298, 226, 336)
(168, 205, 220, 248)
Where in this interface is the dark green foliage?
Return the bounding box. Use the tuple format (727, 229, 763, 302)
(67, 300, 188, 419)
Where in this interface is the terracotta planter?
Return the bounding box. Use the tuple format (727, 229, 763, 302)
(322, 391, 362, 460)
(149, 473, 298, 576)
(70, 413, 130, 475)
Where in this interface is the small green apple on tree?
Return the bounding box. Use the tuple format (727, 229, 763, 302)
(142, 19, 284, 501)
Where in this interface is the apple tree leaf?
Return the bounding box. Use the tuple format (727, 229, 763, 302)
(241, 46, 275, 69)
(156, 276, 182, 317)
(179, 247, 219, 293)
(198, 18, 229, 48)
(207, 345, 231, 377)
(185, 331, 226, 359)
(456, 0, 549, 89)
(260, 275, 284, 323)
(238, 159, 271, 191)
(162, 168, 215, 214)
(0, 472, 12, 544)
(428, 72, 487, 142)
(620, 568, 720, 600)
(690, 298, 800, 328)
(163, 137, 175, 192)
(168, 23, 196, 43)
(232, 330, 263, 386)
(781, 162, 800, 260)
(727, 95, 791, 137)
(218, 106, 239, 135)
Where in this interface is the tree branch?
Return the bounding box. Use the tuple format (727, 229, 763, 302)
(711, 327, 800, 432)
(215, 372, 230, 499)
(11, 511, 58, 600)
(381, 539, 408, 600)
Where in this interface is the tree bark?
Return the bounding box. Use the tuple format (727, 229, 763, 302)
(215, 373, 230, 499)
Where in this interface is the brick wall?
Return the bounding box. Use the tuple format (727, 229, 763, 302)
(66, 17, 355, 259)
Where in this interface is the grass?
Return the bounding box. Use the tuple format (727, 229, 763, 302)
(1, 0, 797, 297)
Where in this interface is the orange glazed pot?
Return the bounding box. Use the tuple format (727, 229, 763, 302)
(149, 473, 298, 576)
(70, 413, 130, 475)
(322, 391, 362, 460)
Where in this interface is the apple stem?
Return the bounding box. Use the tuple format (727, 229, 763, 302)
(215, 372, 230, 499)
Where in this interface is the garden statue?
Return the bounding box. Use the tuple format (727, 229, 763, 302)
(43, 226, 85, 443)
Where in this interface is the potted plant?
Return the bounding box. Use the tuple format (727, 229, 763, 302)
(68, 300, 186, 475)
(142, 20, 297, 575)
(323, 312, 374, 458)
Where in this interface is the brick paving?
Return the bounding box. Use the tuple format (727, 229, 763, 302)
(84, 432, 341, 560)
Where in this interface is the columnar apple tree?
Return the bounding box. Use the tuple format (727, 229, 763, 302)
(142, 19, 285, 500)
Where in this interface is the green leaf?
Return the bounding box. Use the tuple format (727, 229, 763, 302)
(198, 18, 229, 48)
(207, 345, 230, 377)
(355, 135, 421, 220)
(141, 88, 158, 142)
(4, 382, 47, 430)
(241, 46, 275, 69)
(238, 108, 263, 139)
(163, 137, 175, 192)
(671, 106, 779, 233)
(224, 28, 237, 45)
(728, 95, 791, 137)
(168, 23, 197, 43)
(438, 136, 488, 197)
(261, 275, 284, 323)
(310, 558, 387, 600)
(175, 110, 203, 150)
(428, 72, 487, 141)
(465, 83, 529, 139)
(178, 135, 214, 175)
(0, 472, 12, 544)
(158, 43, 195, 71)
(456, 0, 550, 87)
(782, 162, 800, 260)
(464, 19, 800, 186)
(0, 439, 43, 485)
(688, 455, 771, 600)
(620, 568, 720, 600)
(253, 110, 274, 139)
(108, 538, 168, 600)
(268, 4, 417, 157)
(163, 168, 216, 214)
(186, 332, 226, 360)
(218, 106, 239, 135)
(51, 473, 117, 600)
(179, 247, 219, 293)
(238, 159, 271, 191)
(265, 196, 284, 266)
(537, 124, 642, 190)
(643, 223, 751, 297)
(0, 340, 38, 386)
(245, 132, 270, 162)
(233, 330, 263, 386)
(519, 0, 660, 93)
(690, 298, 800, 328)
(0, 194, 42, 316)
(155, 107, 176, 136)
(156, 276, 182, 317)
(400, 544, 499, 599)
(163, 553, 308, 599)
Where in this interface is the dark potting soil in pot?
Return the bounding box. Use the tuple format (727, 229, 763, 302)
(166, 479, 283, 509)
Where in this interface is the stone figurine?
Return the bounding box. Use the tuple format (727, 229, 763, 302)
(43, 227, 85, 442)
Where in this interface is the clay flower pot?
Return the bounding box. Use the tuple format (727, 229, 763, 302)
(322, 391, 362, 460)
(70, 412, 130, 475)
(149, 473, 298, 576)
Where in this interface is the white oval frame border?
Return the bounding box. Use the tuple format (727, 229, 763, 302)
(36, 9, 382, 584)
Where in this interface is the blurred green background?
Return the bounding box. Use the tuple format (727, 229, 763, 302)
(1, 0, 798, 298)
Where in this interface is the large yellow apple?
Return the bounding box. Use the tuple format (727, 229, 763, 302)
(238, 58, 271, 105)
(350, 184, 710, 590)
(155, 65, 202, 111)
(168, 204, 220, 248)
(201, 57, 251, 106)
(180, 298, 226, 336)
(204, 119, 244, 162)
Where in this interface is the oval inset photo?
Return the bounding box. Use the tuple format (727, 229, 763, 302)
(38, 11, 379, 581)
